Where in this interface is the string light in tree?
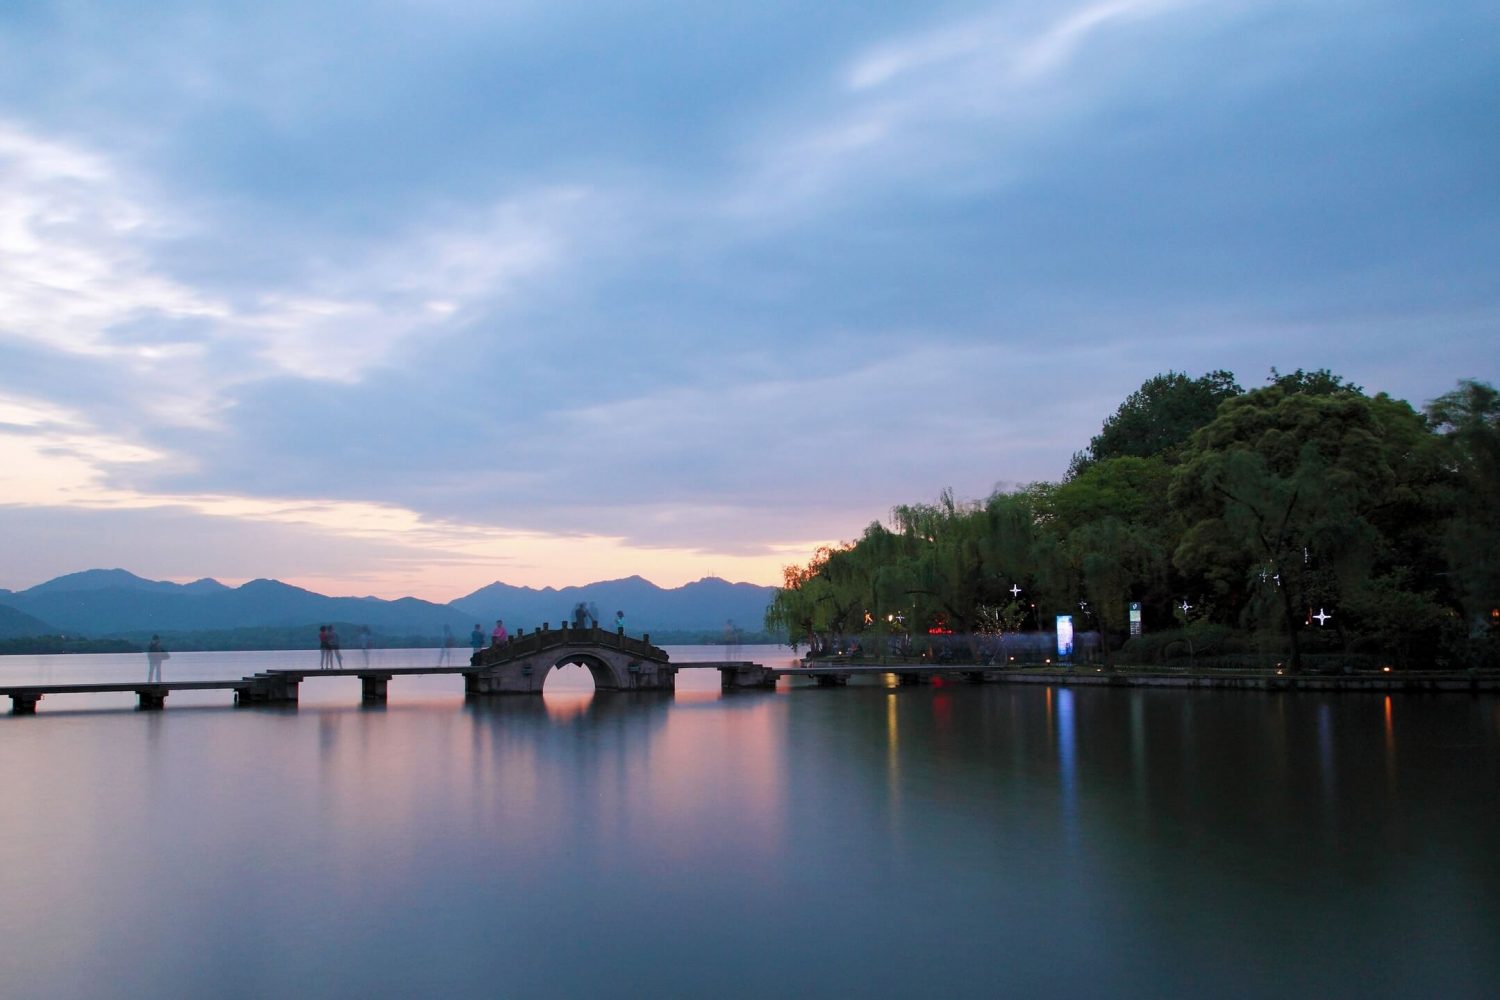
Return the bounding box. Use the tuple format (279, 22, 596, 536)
(1313, 609, 1332, 626)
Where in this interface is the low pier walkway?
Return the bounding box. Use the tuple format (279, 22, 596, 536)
(0, 680, 252, 714)
(0, 625, 783, 714)
(8, 640, 1496, 715)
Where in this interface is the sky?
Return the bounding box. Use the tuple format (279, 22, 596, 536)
(0, 0, 1496, 601)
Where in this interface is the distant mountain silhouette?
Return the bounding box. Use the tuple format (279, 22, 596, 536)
(0, 603, 60, 640)
(0, 573, 471, 635)
(24, 568, 204, 595)
(450, 575, 775, 632)
(0, 569, 776, 638)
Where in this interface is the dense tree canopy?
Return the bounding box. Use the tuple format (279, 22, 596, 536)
(1426, 380, 1500, 636)
(769, 369, 1497, 671)
(1067, 370, 1242, 478)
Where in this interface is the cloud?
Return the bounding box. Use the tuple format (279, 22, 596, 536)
(729, 0, 1225, 220)
(0, 116, 585, 415)
(0, 2, 1495, 596)
(0, 399, 808, 597)
(0, 121, 226, 361)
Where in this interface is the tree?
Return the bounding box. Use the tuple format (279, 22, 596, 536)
(1268, 367, 1363, 397)
(1427, 380, 1500, 657)
(766, 545, 848, 653)
(1069, 370, 1241, 478)
(1070, 517, 1158, 670)
(1040, 457, 1174, 632)
(1171, 384, 1446, 671)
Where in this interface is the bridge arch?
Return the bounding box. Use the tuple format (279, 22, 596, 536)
(466, 631, 675, 695)
(546, 650, 616, 691)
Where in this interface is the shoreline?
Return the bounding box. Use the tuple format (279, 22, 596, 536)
(792, 661, 1500, 694)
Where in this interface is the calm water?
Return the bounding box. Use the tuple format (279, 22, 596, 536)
(1, 646, 1497, 998)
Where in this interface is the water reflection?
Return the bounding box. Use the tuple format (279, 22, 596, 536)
(1318, 701, 1338, 833)
(886, 691, 902, 835)
(543, 691, 595, 722)
(1054, 687, 1079, 847)
(1, 656, 1497, 998)
(1384, 695, 1397, 799)
(1130, 691, 1147, 823)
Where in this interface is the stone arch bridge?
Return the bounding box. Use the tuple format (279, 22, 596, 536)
(465, 625, 681, 695)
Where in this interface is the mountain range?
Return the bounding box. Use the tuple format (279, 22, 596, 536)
(0, 568, 777, 639)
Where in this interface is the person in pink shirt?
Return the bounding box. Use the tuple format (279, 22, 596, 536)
(491, 620, 508, 646)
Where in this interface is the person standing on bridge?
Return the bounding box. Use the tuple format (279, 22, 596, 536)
(491, 619, 508, 646)
(438, 624, 455, 666)
(470, 624, 485, 656)
(614, 610, 626, 635)
(328, 625, 344, 668)
(318, 625, 332, 670)
(146, 635, 168, 682)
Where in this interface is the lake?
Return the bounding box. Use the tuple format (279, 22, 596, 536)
(1, 646, 1497, 998)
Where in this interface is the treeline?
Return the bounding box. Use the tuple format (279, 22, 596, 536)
(0, 636, 141, 655)
(766, 371, 1500, 672)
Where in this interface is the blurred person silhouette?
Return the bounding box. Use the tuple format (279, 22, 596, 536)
(491, 619, 508, 646)
(438, 624, 455, 666)
(328, 625, 343, 668)
(614, 610, 625, 634)
(358, 625, 373, 665)
(470, 623, 485, 656)
(146, 635, 169, 682)
(319, 625, 332, 670)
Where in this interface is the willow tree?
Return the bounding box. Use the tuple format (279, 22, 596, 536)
(765, 546, 840, 653)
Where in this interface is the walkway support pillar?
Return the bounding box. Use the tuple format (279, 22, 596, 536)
(136, 687, 167, 711)
(361, 674, 391, 704)
(719, 664, 776, 691)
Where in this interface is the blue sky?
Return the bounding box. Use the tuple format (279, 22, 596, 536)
(1, 0, 1496, 599)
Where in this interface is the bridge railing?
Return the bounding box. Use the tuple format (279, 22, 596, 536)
(472, 625, 667, 667)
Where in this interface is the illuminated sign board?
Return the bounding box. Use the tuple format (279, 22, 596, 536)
(1056, 615, 1074, 658)
(1129, 601, 1142, 637)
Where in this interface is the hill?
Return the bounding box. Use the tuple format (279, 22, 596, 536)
(0, 604, 60, 640)
(450, 575, 776, 632)
(0, 569, 776, 642)
(0, 572, 472, 635)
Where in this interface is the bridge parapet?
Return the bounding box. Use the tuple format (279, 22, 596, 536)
(472, 626, 668, 669)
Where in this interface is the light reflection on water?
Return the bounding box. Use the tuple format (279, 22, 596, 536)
(0, 648, 1497, 998)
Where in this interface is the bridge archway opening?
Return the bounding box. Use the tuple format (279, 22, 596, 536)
(545, 663, 596, 693)
(543, 652, 614, 693)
